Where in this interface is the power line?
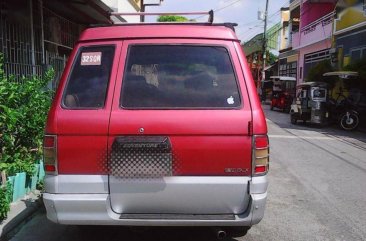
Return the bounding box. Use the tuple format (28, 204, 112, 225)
(237, 0, 288, 29)
(238, 0, 289, 41)
(193, 0, 242, 20)
(213, 0, 242, 13)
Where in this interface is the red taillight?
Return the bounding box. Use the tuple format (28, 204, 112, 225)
(45, 164, 56, 172)
(254, 165, 267, 173)
(43, 135, 57, 175)
(255, 136, 268, 149)
(253, 135, 269, 176)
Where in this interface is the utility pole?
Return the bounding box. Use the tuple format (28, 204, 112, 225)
(261, 0, 269, 90)
(141, 0, 145, 22)
(141, 0, 164, 22)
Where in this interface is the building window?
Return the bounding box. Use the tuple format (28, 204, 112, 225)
(279, 61, 297, 79)
(304, 49, 330, 80)
(350, 46, 366, 63)
(304, 49, 330, 64)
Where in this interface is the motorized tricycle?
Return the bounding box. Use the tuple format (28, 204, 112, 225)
(270, 76, 296, 112)
(323, 71, 366, 131)
(290, 82, 328, 125)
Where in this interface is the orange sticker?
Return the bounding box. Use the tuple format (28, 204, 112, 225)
(81, 52, 102, 65)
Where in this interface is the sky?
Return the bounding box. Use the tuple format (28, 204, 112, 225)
(145, 0, 290, 43)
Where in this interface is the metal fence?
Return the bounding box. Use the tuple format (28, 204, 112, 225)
(46, 51, 67, 89)
(0, 0, 81, 89)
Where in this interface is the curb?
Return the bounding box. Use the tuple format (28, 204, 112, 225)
(0, 192, 43, 241)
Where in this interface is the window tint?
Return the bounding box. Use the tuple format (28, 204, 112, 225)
(121, 45, 241, 108)
(63, 46, 115, 108)
(312, 88, 326, 98)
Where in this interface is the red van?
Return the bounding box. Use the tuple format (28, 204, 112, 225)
(43, 22, 269, 238)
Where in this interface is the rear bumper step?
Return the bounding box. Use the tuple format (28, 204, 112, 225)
(119, 214, 235, 220)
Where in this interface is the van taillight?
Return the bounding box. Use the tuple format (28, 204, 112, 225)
(252, 135, 269, 176)
(43, 135, 57, 175)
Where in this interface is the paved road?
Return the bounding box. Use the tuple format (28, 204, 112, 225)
(8, 105, 366, 241)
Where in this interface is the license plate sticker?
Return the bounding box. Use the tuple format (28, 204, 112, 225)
(81, 52, 102, 65)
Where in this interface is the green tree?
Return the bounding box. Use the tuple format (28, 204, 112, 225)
(157, 15, 189, 22)
(306, 60, 333, 83)
(343, 57, 366, 86)
(267, 51, 278, 65)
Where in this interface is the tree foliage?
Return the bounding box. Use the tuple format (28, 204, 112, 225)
(0, 181, 12, 220)
(343, 57, 366, 86)
(306, 60, 333, 83)
(157, 15, 189, 22)
(0, 54, 54, 176)
(267, 51, 278, 65)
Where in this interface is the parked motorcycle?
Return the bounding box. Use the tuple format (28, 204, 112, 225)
(326, 89, 360, 131)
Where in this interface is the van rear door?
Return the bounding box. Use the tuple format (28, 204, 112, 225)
(55, 42, 121, 175)
(108, 39, 253, 215)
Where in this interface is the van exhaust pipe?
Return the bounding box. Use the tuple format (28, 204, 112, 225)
(212, 227, 227, 240)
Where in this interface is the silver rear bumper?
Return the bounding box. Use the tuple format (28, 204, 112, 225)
(43, 192, 267, 226)
(43, 174, 268, 226)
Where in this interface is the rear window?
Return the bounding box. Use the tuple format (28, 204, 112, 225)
(121, 45, 241, 109)
(62, 45, 115, 109)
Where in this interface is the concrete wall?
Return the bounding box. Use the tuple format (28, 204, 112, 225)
(118, 1, 140, 23)
(102, 0, 140, 23)
(300, 1, 335, 28)
(280, 9, 290, 50)
(299, 16, 333, 49)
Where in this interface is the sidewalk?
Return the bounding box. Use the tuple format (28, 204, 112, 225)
(0, 191, 42, 240)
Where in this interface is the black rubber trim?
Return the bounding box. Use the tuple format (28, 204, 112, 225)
(119, 214, 235, 220)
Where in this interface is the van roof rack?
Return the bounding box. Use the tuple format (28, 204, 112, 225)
(111, 10, 214, 24)
(89, 22, 238, 32)
(90, 10, 238, 32)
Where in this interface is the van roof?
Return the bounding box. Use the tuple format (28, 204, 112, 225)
(79, 23, 239, 42)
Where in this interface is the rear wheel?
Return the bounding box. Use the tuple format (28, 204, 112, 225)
(339, 111, 359, 131)
(270, 104, 274, 110)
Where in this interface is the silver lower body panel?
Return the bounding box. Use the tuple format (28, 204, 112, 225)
(43, 192, 267, 226)
(43, 174, 268, 226)
(109, 176, 250, 214)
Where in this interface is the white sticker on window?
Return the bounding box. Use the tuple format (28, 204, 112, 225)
(81, 52, 102, 65)
(227, 96, 234, 105)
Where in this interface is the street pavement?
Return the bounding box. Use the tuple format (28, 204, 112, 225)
(7, 105, 366, 241)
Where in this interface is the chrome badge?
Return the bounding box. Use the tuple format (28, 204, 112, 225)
(225, 168, 249, 173)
